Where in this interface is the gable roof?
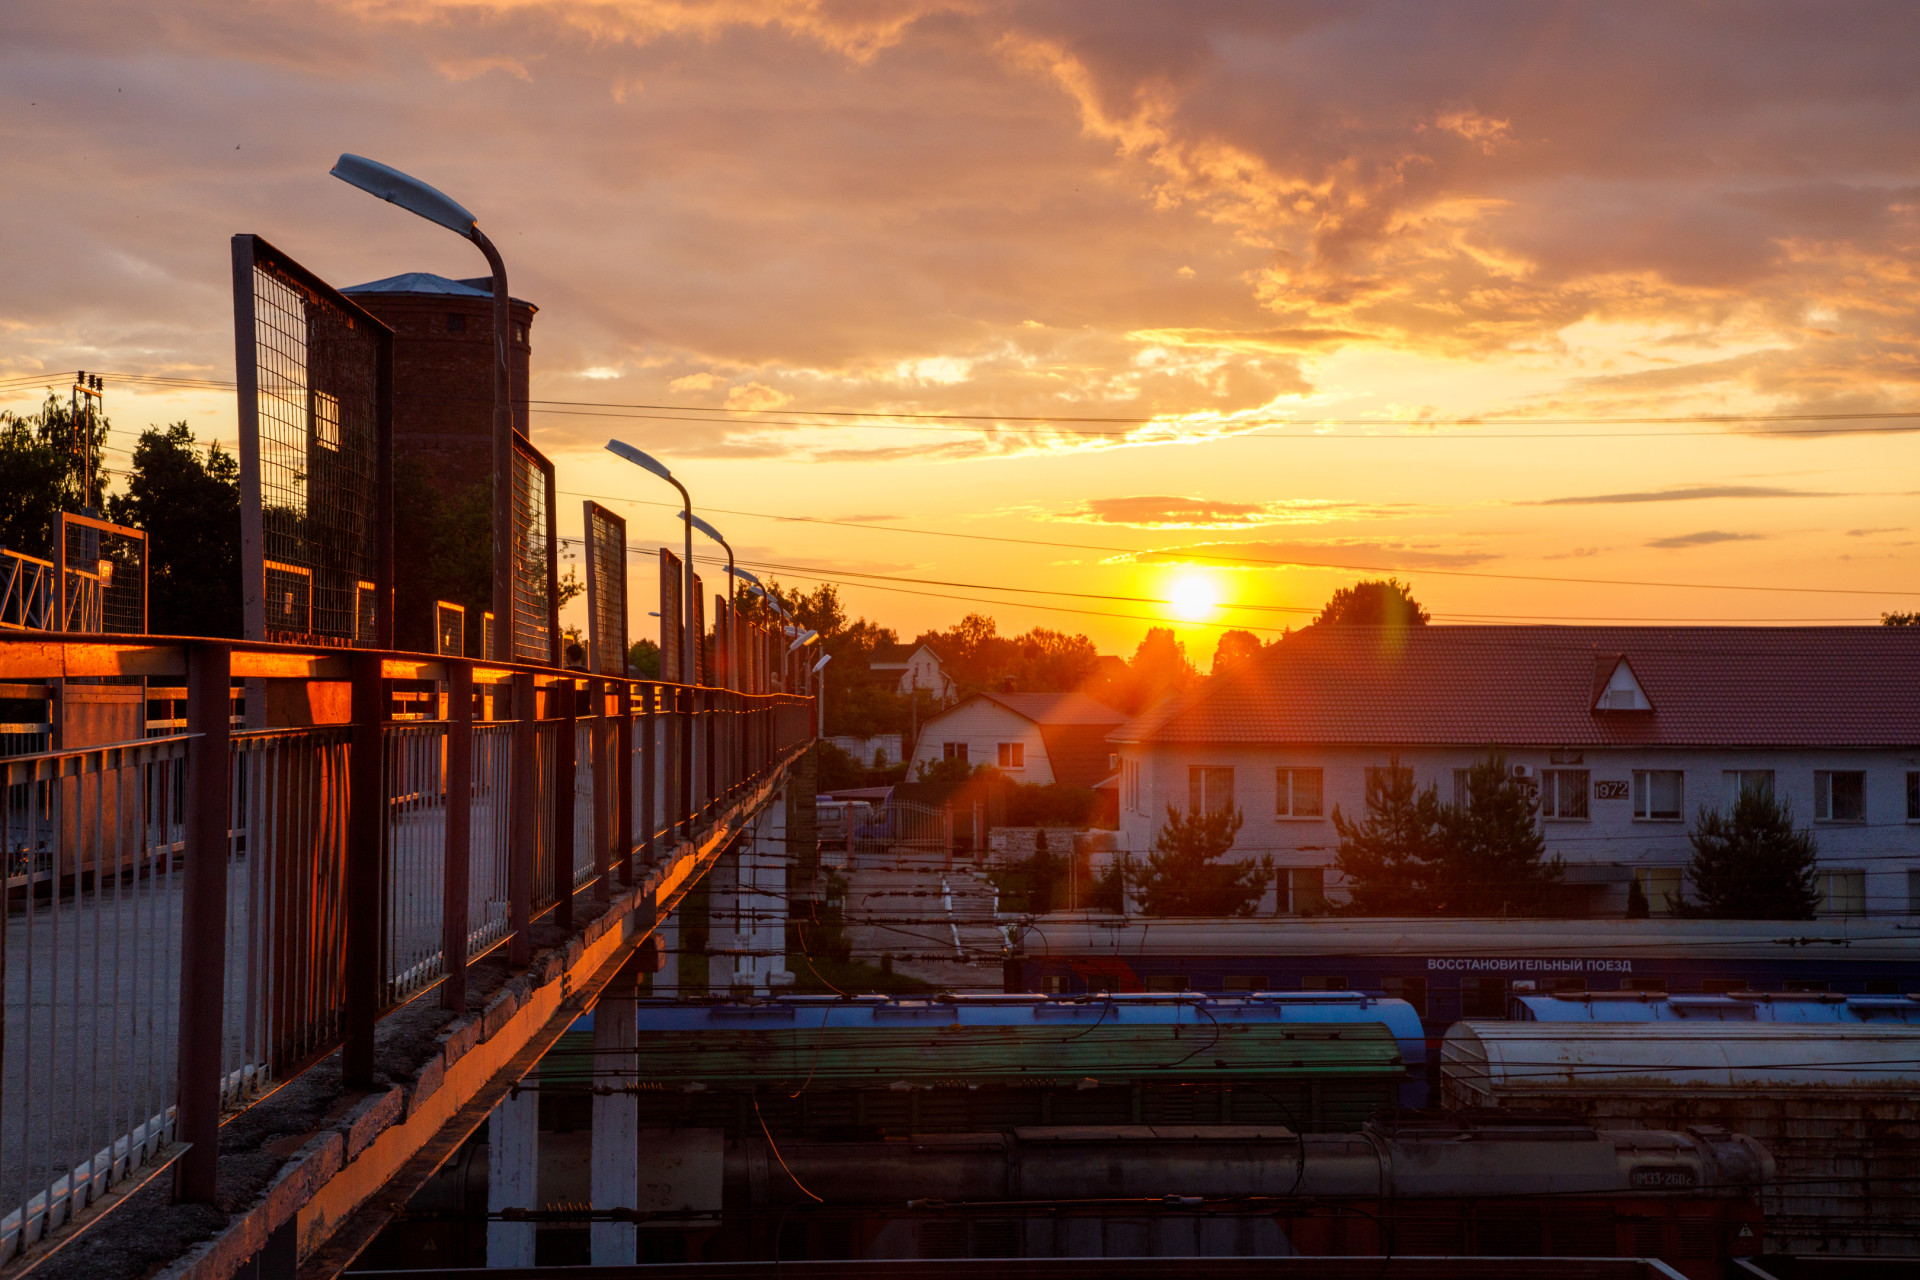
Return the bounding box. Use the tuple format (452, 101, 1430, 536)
(870, 641, 941, 668)
(974, 691, 1127, 727)
(1113, 625, 1920, 749)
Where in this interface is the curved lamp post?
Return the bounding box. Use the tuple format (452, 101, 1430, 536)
(810, 651, 832, 739)
(681, 510, 735, 690)
(605, 440, 696, 687)
(331, 154, 513, 660)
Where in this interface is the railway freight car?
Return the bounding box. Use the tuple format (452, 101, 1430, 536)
(543, 992, 1430, 1129)
(1006, 915, 1920, 1036)
(1441, 1021, 1920, 1257)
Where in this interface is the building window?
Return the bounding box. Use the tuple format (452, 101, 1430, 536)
(1223, 975, 1268, 992)
(1815, 869, 1866, 917)
(1451, 769, 1472, 808)
(1908, 868, 1920, 917)
(1145, 974, 1189, 992)
(997, 742, 1025, 769)
(1287, 867, 1326, 914)
(1276, 768, 1324, 817)
(1814, 770, 1865, 822)
(1724, 770, 1775, 807)
(1462, 976, 1507, 1019)
(310, 390, 340, 452)
(1633, 867, 1683, 915)
(942, 742, 968, 763)
(1189, 767, 1234, 815)
(1382, 975, 1428, 1017)
(1907, 773, 1919, 822)
(1633, 770, 1684, 821)
(1541, 769, 1590, 820)
(1365, 764, 1412, 802)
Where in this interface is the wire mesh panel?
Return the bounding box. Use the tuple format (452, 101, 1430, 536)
(382, 723, 447, 1004)
(658, 549, 683, 683)
(58, 514, 146, 635)
(0, 552, 56, 632)
(583, 502, 627, 677)
(1, 736, 188, 1262)
(572, 718, 596, 890)
(531, 719, 560, 913)
(435, 602, 465, 657)
(691, 574, 706, 687)
(231, 235, 392, 649)
(509, 439, 555, 664)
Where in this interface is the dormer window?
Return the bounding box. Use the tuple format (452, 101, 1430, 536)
(1593, 655, 1652, 711)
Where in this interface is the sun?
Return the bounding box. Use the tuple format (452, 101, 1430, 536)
(1167, 573, 1218, 622)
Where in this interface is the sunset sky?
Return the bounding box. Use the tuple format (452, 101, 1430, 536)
(7, 2, 1920, 662)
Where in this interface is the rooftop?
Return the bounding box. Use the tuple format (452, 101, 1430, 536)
(342, 271, 536, 309)
(1114, 624, 1920, 748)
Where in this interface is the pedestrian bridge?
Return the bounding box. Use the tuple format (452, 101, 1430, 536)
(0, 633, 811, 1279)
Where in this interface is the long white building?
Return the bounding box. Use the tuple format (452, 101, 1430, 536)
(1109, 626, 1920, 918)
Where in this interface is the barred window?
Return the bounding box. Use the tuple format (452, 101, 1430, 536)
(1541, 769, 1590, 820)
(1276, 767, 1323, 817)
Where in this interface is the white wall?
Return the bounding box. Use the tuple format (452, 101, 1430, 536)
(910, 700, 1055, 783)
(1114, 742, 1920, 918)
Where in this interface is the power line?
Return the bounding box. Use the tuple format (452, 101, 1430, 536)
(560, 489, 1920, 600)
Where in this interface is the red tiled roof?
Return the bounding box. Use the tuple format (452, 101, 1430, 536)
(976, 691, 1127, 726)
(1036, 724, 1124, 790)
(1111, 626, 1920, 748)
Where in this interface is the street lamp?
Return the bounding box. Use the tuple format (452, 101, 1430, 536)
(331, 153, 514, 660)
(681, 510, 735, 690)
(605, 440, 696, 687)
(811, 652, 832, 739)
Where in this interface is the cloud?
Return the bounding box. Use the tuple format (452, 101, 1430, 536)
(1536, 484, 1843, 505)
(669, 372, 724, 392)
(1645, 531, 1766, 549)
(724, 382, 794, 412)
(1060, 495, 1409, 529)
(1135, 538, 1498, 571)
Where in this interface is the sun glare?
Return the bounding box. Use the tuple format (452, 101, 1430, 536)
(1168, 573, 1218, 622)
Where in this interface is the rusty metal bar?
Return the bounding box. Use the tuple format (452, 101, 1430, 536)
(175, 642, 231, 1203)
(442, 660, 473, 1014)
(509, 672, 535, 966)
(343, 652, 384, 1087)
(616, 682, 633, 887)
(591, 678, 611, 901)
(552, 676, 575, 931)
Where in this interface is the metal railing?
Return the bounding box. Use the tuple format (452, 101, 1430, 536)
(0, 634, 811, 1262)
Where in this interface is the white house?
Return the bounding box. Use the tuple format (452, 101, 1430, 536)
(911, 691, 1126, 789)
(1110, 625, 1920, 919)
(870, 642, 957, 702)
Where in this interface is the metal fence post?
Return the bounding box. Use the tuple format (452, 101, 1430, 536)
(677, 685, 692, 842)
(554, 675, 576, 931)
(509, 671, 536, 966)
(591, 677, 610, 901)
(442, 659, 473, 1013)
(175, 641, 231, 1203)
(702, 689, 715, 820)
(639, 684, 656, 868)
(616, 682, 633, 887)
(344, 652, 384, 1088)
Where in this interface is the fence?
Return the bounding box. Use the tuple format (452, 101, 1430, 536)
(0, 635, 811, 1263)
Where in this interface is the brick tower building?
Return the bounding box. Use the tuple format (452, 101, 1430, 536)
(342, 273, 538, 653)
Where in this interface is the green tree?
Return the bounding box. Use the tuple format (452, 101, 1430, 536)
(1313, 578, 1430, 627)
(1883, 611, 1920, 626)
(1675, 787, 1820, 920)
(1332, 756, 1446, 914)
(626, 637, 661, 677)
(1137, 802, 1267, 916)
(1333, 752, 1562, 916)
(1211, 628, 1264, 675)
(1, 394, 106, 557)
(1625, 876, 1650, 919)
(106, 422, 242, 638)
(1430, 752, 1564, 915)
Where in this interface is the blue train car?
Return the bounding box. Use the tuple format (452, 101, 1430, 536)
(1007, 914, 1920, 1036)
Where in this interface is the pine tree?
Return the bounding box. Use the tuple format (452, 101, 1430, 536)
(1137, 803, 1266, 916)
(1676, 788, 1820, 920)
(1625, 876, 1650, 919)
(1332, 755, 1445, 914)
(1432, 752, 1564, 915)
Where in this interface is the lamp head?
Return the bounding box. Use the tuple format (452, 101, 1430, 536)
(725, 565, 762, 587)
(330, 154, 479, 238)
(787, 629, 820, 652)
(679, 510, 728, 546)
(811, 654, 832, 674)
(605, 439, 673, 483)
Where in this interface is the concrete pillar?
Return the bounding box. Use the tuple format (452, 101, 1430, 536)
(590, 958, 642, 1265)
(704, 839, 743, 996)
(743, 800, 794, 993)
(486, 1084, 539, 1267)
(653, 912, 680, 998)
